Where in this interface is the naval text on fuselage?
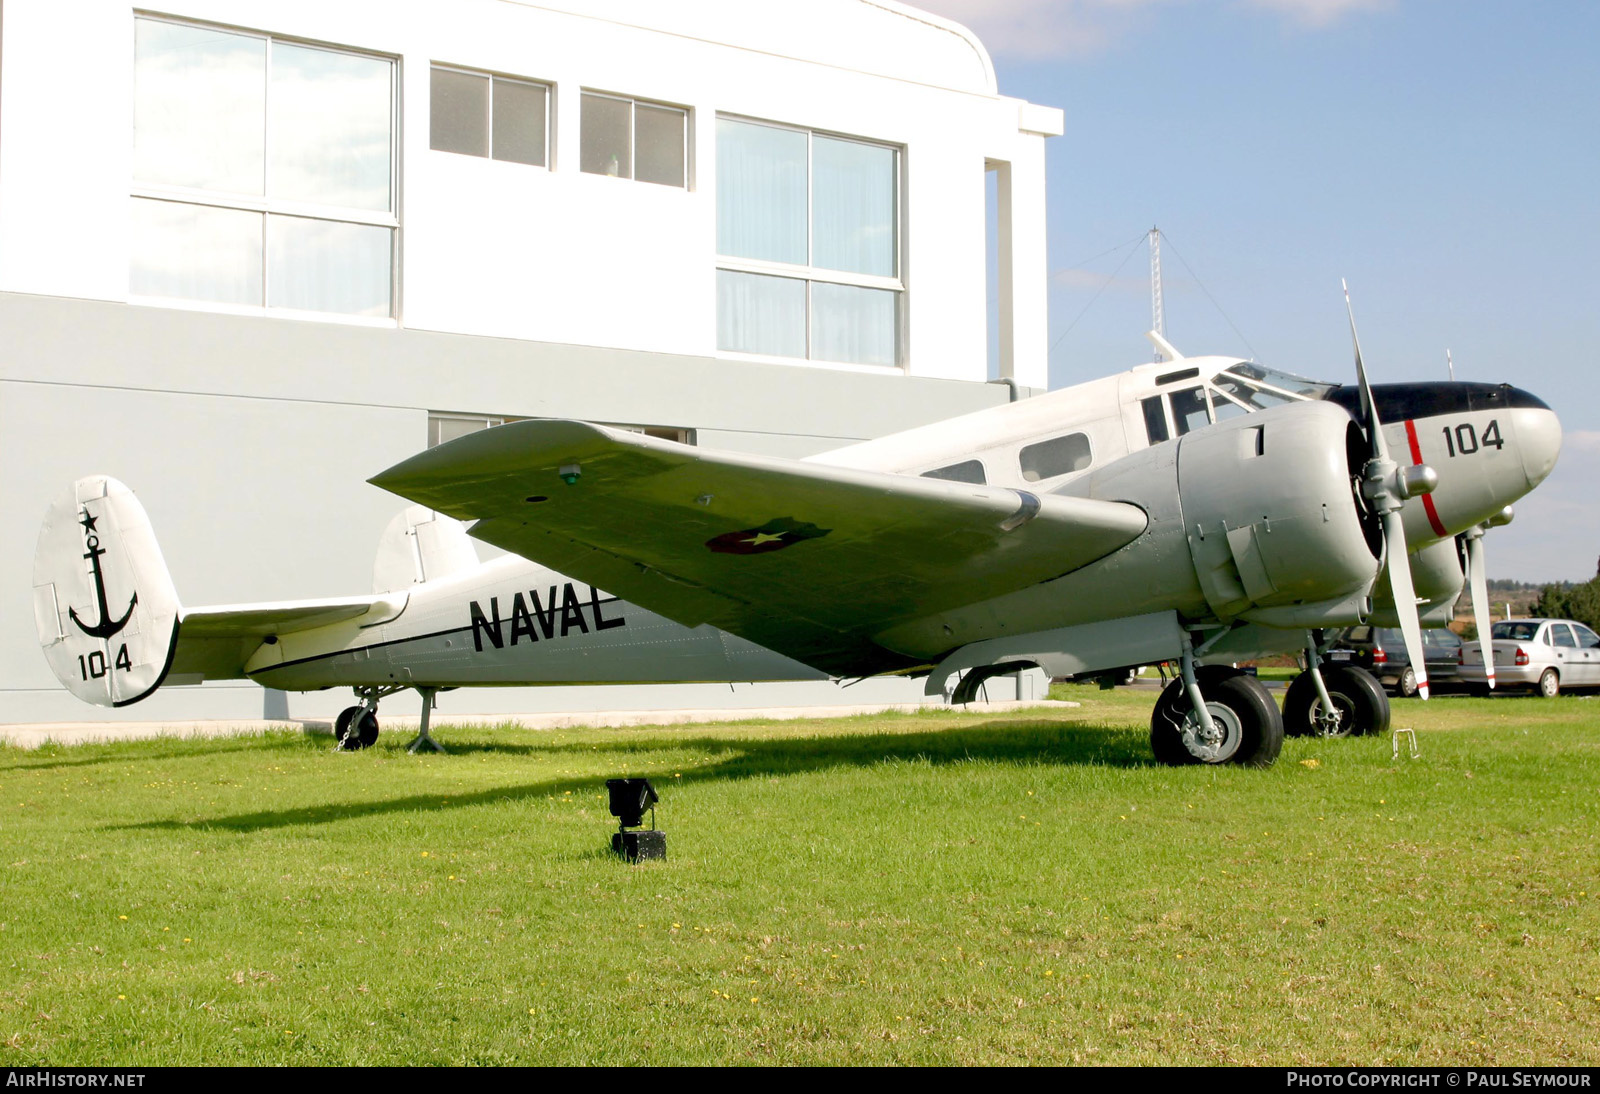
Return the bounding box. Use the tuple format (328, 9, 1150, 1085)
(468, 583, 626, 652)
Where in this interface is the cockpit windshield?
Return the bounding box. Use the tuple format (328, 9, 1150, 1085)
(1220, 362, 1338, 401)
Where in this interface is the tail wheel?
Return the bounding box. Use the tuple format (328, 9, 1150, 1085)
(1283, 664, 1390, 738)
(1151, 666, 1283, 768)
(336, 706, 380, 750)
(334, 705, 360, 746)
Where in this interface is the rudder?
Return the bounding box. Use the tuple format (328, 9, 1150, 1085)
(33, 477, 181, 707)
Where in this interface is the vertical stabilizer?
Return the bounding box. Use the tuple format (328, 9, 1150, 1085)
(372, 505, 480, 592)
(33, 477, 181, 706)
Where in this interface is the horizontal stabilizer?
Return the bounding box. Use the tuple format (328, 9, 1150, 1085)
(168, 595, 401, 685)
(372, 421, 1148, 674)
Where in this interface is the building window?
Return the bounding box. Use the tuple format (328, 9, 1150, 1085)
(428, 413, 694, 448)
(430, 66, 549, 167)
(130, 18, 396, 318)
(579, 93, 686, 187)
(716, 117, 900, 368)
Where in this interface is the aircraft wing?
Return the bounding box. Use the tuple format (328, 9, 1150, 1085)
(170, 596, 393, 684)
(371, 421, 1148, 675)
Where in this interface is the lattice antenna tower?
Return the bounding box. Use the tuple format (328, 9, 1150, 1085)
(1149, 226, 1165, 362)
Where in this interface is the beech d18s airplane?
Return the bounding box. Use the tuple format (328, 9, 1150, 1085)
(35, 298, 1560, 766)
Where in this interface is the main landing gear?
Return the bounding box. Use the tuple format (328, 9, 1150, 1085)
(1282, 631, 1389, 738)
(1150, 634, 1283, 768)
(334, 685, 447, 753)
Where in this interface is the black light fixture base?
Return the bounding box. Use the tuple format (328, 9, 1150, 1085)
(612, 829, 666, 863)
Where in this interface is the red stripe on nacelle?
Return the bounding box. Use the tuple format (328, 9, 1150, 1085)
(1403, 419, 1449, 538)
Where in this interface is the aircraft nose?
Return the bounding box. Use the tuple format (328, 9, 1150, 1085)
(1510, 398, 1561, 489)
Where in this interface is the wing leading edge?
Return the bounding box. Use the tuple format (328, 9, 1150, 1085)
(371, 422, 1148, 676)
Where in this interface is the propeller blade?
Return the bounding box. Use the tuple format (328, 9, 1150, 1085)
(1465, 530, 1497, 690)
(1383, 509, 1431, 700)
(1342, 279, 1388, 462)
(1344, 281, 1427, 699)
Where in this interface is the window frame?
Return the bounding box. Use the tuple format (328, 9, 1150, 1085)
(129, 15, 400, 323)
(715, 114, 906, 370)
(429, 63, 553, 168)
(578, 90, 690, 188)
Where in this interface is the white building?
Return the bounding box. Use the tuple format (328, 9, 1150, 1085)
(0, 0, 1063, 724)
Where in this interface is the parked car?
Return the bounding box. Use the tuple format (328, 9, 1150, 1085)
(1459, 618, 1600, 696)
(1326, 625, 1464, 697)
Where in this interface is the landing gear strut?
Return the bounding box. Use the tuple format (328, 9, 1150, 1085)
(334, 684, 410, 751)
(1283, 634, 1389, 738)
(1150, 634, 1283, 768)
(405, 687, 445, 754)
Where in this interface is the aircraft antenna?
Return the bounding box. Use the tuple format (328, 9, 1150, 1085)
(1447, 348, 1455, 381)
(1148, 227, 1166, 361)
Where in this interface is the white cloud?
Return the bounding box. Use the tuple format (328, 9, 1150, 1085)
(906, 0, 1155, 59)
(906, 0, 1390, 59)
(1241, 0, 1392, 29)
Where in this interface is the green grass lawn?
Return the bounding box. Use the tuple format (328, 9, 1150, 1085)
(1, 686, 1597, 1065)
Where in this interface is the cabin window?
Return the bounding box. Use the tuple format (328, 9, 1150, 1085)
(431, 66, 550, 167)
(1169, 387, 1211, 435)
(716, 117, 901, 367)
(1018, 433, 1092, 482)
(921, 460, 986, 485)
(131, 18, 396, 317)
(580, 93, 687, 187)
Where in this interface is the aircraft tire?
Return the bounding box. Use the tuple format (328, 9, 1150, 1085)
(351, 709, 379, 749)
(336, 706, 380, 751)
(334, 706, 361, 748)
(1282, 665, 1390, 738)
(1150, 667, 1283, 769)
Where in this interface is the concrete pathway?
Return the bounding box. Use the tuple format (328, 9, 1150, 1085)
(0, 698, 1080, 750)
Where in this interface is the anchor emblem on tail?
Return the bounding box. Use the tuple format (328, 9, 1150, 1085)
(68, 508, 137, 640)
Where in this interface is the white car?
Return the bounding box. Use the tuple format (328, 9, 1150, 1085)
(1459, 618, 1600, 697)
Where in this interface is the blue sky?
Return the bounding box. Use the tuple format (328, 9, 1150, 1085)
(915, 0, 1599, 582)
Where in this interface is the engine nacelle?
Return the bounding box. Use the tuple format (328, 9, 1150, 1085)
(1177, 401, 1379, 627)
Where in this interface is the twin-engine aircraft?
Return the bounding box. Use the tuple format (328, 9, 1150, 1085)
(35, 307, 1560, 764)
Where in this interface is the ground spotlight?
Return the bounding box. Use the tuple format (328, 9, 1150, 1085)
(605, 777, 665, 862)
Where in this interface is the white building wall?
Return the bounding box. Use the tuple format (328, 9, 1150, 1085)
(0, 0, 1063, 724)
(0, 0, 1059, 381)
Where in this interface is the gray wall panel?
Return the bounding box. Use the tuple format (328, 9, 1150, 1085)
(0, 292, 1011, 724)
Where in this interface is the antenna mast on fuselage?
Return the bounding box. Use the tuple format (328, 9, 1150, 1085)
(1149, 226, 1165, 362)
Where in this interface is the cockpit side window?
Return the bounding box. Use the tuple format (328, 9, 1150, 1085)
(921, 459, 986, 485)
(1141, 396, 1170, 445)
(1222, 364, 1336, 401)
(1209, 385, 1251, 422)
(1213, 375, 1297, 411)
(1169, 386, 1211, 435)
